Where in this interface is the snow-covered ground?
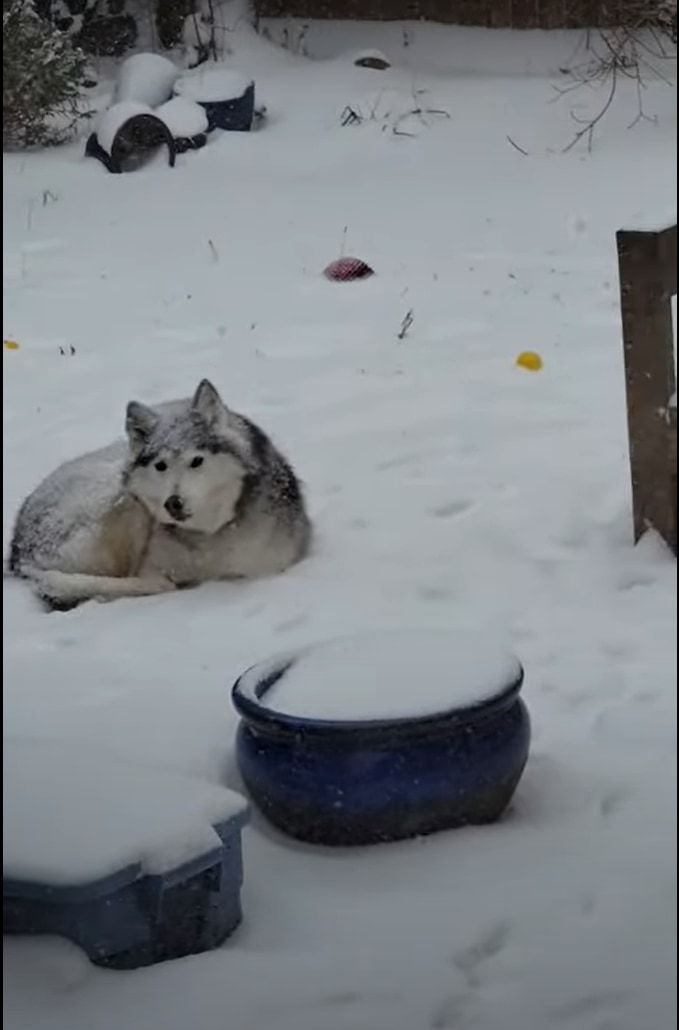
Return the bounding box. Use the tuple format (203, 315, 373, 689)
(3, 22, 677, 1030)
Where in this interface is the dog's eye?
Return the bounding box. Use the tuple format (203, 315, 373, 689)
(154, 461, 168, 472)
(190, 456, 204, 469)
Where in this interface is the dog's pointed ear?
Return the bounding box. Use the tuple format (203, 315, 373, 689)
(191, 379, 225, 428)
(125, 401, 158, 453)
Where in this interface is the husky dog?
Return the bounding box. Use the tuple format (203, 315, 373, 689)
(9, 380, 311, 609)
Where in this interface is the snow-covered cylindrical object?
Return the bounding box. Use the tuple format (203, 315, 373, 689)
(155, 96, 209, 155)
(156, 96, 208, 138)
(114, 53, 180, 108)
(174, 68, 255, 132)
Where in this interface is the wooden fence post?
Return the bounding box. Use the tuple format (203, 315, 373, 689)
(616, 224, 677, 555)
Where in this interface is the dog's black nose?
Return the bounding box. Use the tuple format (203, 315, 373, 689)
(164, 494, 185, 520)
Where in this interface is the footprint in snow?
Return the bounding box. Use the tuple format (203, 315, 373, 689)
(598, 785, 628, 820)
(547, 989, 631, 1024)
(417, 584, 454, 602)
(21, 239, 68, 255)
(452, 919, 513, 987)
(274, 612, 309, 633)
(429, 991, 474, 1028)
(428, 499, 474, 520)
(375, 453, 421, 472)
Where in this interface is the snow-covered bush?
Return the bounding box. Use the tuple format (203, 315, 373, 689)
(3, 0, 90, 149)
(39, 0, 137, 56)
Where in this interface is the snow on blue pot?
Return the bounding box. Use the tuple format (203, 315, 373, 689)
(232, 631, 530, 846)
(174, 68, 255, 133)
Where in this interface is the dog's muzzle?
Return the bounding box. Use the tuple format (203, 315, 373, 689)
(164, 495, 189, 522)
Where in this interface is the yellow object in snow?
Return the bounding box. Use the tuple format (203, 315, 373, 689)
(516, 351, 543, 371)
(4, 339, 20, 350)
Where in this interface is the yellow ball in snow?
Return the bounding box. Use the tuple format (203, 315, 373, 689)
(516, 351, 543, 372)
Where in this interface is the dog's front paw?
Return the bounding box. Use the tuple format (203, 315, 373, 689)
(144, 574, 177, 594)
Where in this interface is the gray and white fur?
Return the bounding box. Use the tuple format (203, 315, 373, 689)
(9, 380, 312, 609)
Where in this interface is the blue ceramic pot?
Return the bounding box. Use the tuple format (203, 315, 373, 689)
(232, 649, 530, 846)
(199, 81, 255, 133)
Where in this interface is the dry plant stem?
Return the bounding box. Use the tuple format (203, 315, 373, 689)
(398, 309, 414, 340)
(555, 24, 675, 153)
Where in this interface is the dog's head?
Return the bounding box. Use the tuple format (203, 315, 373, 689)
(124, 380, 251, 534)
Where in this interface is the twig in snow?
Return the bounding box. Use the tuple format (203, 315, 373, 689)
(562, 63, 619, 153)
(397, 309, 415, 340)
(208, 239, 219, 263)
(392, 102, 450, 138)
(392, 122, 417, 138)
(188, 10, 208, 67)
(506, 135, 530, 156)
(341, 105, 362, 127)
(206, 0, 218, 60)
(281, 19, 309, 55)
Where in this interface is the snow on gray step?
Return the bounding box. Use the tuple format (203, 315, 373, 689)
(3, 740, 247, 887)
(238, 629, 522, 722)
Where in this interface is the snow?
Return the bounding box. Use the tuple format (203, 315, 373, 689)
(174, 67, 253, 103)
(619, 215, 677, 233)
(156, 97, 209, 138)
(113, 53, 180, 109)
(3, 740, 247, 884)
(3, 20, 677, 1030)
(238, 630, 522, 720)
(95, 101, 156, 154)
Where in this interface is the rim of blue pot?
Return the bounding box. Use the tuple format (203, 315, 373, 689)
(231, 655, 525, 741)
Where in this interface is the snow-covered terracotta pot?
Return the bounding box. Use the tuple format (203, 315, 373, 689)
(232, 630, 530, 846)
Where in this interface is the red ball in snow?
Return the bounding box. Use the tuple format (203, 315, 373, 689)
(323, 257, 375, 282)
